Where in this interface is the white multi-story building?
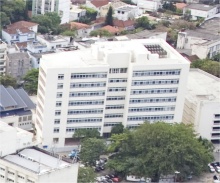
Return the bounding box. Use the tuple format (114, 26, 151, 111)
(0, 41, 7, 75)
(36, 39, 190, 148)
(132, 0, 162, 12)
(183, 69, 220, 144)
(32, 0, 70, 24)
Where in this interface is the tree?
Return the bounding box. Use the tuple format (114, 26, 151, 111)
(135, 16, 153, 30)
(0, 12, 10, 26)
(0, 75, 17, 87)
(73, 129, 100, 139)
(61, 30, 76, 37)
(90, 29, 113, 37)
(191, 59, 220, 78)
(111, 123, 124, 136)
(212, 53, 220, 62)
(105, 6, 113, 26)
(78, 167, 96, 183)
(22, 69, 39, 95)
(107, 122, 214, 182)
(80, 138, 106, 166)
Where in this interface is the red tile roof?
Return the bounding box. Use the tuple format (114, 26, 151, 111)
(113, 19, 135, 28)
(91, 0, 109, 8)
(3, 21, 38, 34)
(101, 25, 120, 34)
(70, 22, 90, 30)
(175, 3, 187, 10)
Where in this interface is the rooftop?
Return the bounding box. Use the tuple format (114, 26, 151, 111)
(101, 25, 120, 34)
(0, 85, 35, 112)
(175, 3, 187, 10)
(185, 4, 216, 11)
(182, 30, 220, 40)
(37, 35, 69, 43)
(7, 52, 30, 60)
(199, 17, 220, 36)
(70, 22, 90, 30)
(116, 5, 137, 12)
(186, 69, 220, 103)
(41, 39, 189, 69)
(113, 19, 135, 28)
(90, 0, 109, 7)
(2, 147, 73, 174)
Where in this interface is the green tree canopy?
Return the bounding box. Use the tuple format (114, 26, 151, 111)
(212, 53, 220, 62)
(73, 129, 100, 139)
(191, 59, 220, 78)
(90, 29, 113, 37)
(0, 75, 17, 87)
(78, 167, 96, 183)
(135, 16, 153, 30)
(111, 123, 124, 136)
(107, 122, 214, 182)
(105, 6, 113, 26)
(22, 69, 39, 95)
(80, 138, 106, 166)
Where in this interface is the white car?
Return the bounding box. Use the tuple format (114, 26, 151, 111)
(208, 164, 215, 173)
(216, 166, 220, 173)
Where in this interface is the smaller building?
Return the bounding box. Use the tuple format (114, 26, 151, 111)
(101, 25, 120, 35)
(0, 85, 36, 131)
(69, 5, 86, 21)
(2, 21, 38, 45)
(6, 52, 32, 79)
(85, 0, 109, 16)
(0, 147, 78, 183)
(0, 41, 7, 75)
(0, 121, 33, 157)
(69, 22, 94, 38)
(114, 5, 141, 21)
(183, 69, 220, 144)
(113, 19, 136, 31)
(175, 3, 187, 10)
(183, 4, 217, 20)
(133, 0, 162, 12)
(27, 41, 48, 53)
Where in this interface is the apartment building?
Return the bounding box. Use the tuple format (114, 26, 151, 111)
(183, 69, 220, 144)
(0, 147, 78, 183)
(36, 39, 190, 148)
(0, 41, 7, 75)
(32, 0, 70, 24)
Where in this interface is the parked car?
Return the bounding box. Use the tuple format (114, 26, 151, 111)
(215, 166, 220, 173)
(208, 164, 216, 173)
(111, 177, 120, 182)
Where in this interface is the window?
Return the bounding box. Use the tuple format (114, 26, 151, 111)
(215, 114, 220, 118)
(132, 79, 179, 86)
(7, 178, 14, 182)
(104, 123, 120, 127)
(129, 97, 176, 104)
(23, 116, 27, 121)
(106, 96, 125, 100)
(28, 116, 32, 120)
(19, 117, 22, 122)
(27, 179, 35, 183)
(57, 83, 63, 89)
(109, 78, 127, 83)
(18, 175, 25, 179)
(0, 167, 5, 171)
(109, 68, 127, 73)
(108, 87, 126, 92)
(128, 106, 175, 113)
(0, 175, 4, 178)
(53, 138, 59, 143)
(69, 91, 105, 97)
(55, 110, 61, 116)
(68, 109, 103, 115)
(67, 118, 102, 124)
(54, 128, 60, 133)
(71, 72, 107, 79)
(133, 70, 181, 77)
(54, 119, 60, 124)
(56, 92, 62, 98)
(8, 171, 14, 175)
(127, 115, 174, 121)
(56, 101, 62, 107)
(131, 88, 178, 95)
(105, 114, 123, 118)
(69, 100, 104, 106)
(66, 126, 101, 133)
(106, 105, 124, 109)
(70, 82, 106, 88)
(58, 74, 64, 80)
(214, 120, 220, 124)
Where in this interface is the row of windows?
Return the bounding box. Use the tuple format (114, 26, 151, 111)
(69, 100, 104, 106)
(19, 122, 32, 126)
(127, 115, 174, 121)
(108, 87, 126, 92)
(66, 127, 101, 132)
(131, 88, 178, 95)
(132, 79, 179, 86)
(67, 118, 102, 124)
(129, 97, 176, 104)
(68, 109, 103, 115)
(106, 96, 125, 100)
(109, 78, 127, 83)
(69, 91, 105, 97)
(104, 123, 120, 127)
(105, 114, 123, 118)
(214, 120, 220, 124)
(70, 82, 106, 88)
(109, 68, 127, 74)
(133, 70, 181, 77)
(106, 105, 124, 109)
(215, 114, 220, 118)
(71, 73, 107, 79)
(128, 106, 175, 112)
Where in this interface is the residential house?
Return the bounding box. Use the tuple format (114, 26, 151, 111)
(69, 5, 86, 21)
(2, 21, 38, 45)
(69, 22, 94, 38)
(101, 25, 120, 35)
(177, 30, 220, 59)
(0, 85, 36, 131)
(183, 4, 217, 20)
(6, 52, 32, 79)
(114, 5, 142, 21)
(27, 41, 48, 54)
(182, 69, 220, 144)
(0, 41, 7, 75)
(32, 0, 70, 24)
(132, 0, 162, 12)
(85, 0, 109, 17)
(175, 3, 187, 10)
(113, 19, 136, 31)
(100, 0, 127, 17)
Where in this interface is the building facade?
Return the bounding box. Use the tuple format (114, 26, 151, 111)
(36, 39, 190, 148)
(0, 41, 7, 75)
(182, 69, 220, 144)
(32, 0, 70, 24)
(132, 0, 162, 12)
(114, 5, 141, 21)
